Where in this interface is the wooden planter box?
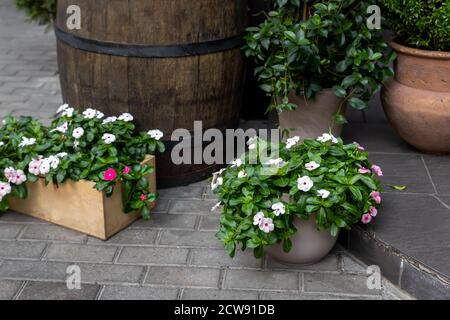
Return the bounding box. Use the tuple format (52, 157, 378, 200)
(9, 156, 156, 240)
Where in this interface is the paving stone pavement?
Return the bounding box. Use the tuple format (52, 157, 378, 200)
(0, 0, 414, 300)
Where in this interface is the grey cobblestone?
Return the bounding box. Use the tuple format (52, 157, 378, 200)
(20, 224, 88, 243)
(0, 280, 22, 300)
(224, 269, 300, 291)
(117, 247, 189, 265)
(182, 289, 259, 300)
(303, 273, 382, 296)
(145, 266, 221, 288)
(131, 213, 197, 230)
(100, 285, 179, 300)
(0, 240, 47, 259)
(18, 281, 100, 300)
(159, 230, 222, 248)
(45, 244, 118, 263)
(190, 249, 262, 269)
(88, 229, 158, 246)
(168, 199, 218, 215)
(0, 224, 24, 239)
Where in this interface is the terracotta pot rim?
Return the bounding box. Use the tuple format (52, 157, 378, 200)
(389, 40, 450, 60)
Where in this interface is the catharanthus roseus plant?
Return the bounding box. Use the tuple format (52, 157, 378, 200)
(0, 105, 165, 219)
(15, 0, 57, 27)
(243, 0, 395, 119)
(212, 134, 382, 258)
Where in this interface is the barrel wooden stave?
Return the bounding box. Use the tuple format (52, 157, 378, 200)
(56, 0, 246, 187)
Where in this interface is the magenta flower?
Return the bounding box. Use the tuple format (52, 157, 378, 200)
(358, 167, 371, 174)
(361, 213, 372, 224)
(371, 191, 382, 204)
(369, 206, 378, 217)
(140, 194, 147, 201)
(103, 168, 117, 181)
(123, 166, 131, 174)
(354, 142, 365, 151)
(371, 164, 383, 177)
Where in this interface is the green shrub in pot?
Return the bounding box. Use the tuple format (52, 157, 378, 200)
(212, 135, 383, 259)
(243, 0, 395, 122)
(378, 0, 450, 154)
(379, 0, 450, 51)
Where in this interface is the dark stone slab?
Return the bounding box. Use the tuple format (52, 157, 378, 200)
(400, 264, 450, 300)
(342, 123, 418, 154)
(346, 227, 402, 285)
(368, 194, 450, 277)
(367, 154, 434, 194)
(423, 156, 450, 195)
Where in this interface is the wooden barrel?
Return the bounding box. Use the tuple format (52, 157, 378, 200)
(55, 0, 247, 187)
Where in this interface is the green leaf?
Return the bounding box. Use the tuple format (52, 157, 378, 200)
(349, 186, 363, 202)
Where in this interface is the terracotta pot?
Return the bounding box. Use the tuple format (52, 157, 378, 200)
(381, 41, 450, 154)
(278, 89, 345, 140)
(265, 215, 338, 265)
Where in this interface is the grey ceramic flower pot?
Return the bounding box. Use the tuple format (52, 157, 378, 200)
(265, 215, 338, 265)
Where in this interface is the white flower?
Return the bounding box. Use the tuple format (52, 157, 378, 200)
(0, 182, 12, 197)
(211, 202, 222, 212)
(0, 142, 5, 147)
(248, 143, 257, 150)
(238, 170, 248, 178)
(148, 129, 164, 141)
(50, 122, 68, 134)
(317, 133, 338, 144)
(72, 127, 84, 139)
(260, 218, 275, 233)
(286, 136, 300, 149)
(18, 137, 36, 148)
(39, 161, 51, 175)
(211, 176, 223, 191)
(96, 111, 104, 119)
(102, 116, 117, 125)
(118, 113, 133, 122)
(230, 159, 243, 168)
(214, 168, 226, 176)
(265, 158, 285, 168)
(247, 137, 257, 146)
(102, 133, 116, 144)
(297, 176, 314, 192)
(62, 107, 74, 117)
(56, 152, 68, 158)
(317, 189, 330, 199)
(82, 108, 97, 119)
(305, 161, 320, 171)
(4, 167, 15, 181)
(47, 156, 60, 169)
(272, 202, 286, 216)
(73, 140, 80, 148)
(56, 104, 69, 114)
(28, 158, 42, 176)
(253, 212, 265, 226)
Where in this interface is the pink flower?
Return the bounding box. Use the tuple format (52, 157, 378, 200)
(371, 191, 382, 204)
(253, 212, 264, 226)
(369, 206, 378, 217)
(354, 142, 365, 151)
(140, 194, 147, 201)
(123, 166, 131, 174)
(103, 168, 117, 181)
(371, 164, 383, 177)
(358, 167, 371, 174)
(260, 218, 275, 233)
(361, 213, 372, 224)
